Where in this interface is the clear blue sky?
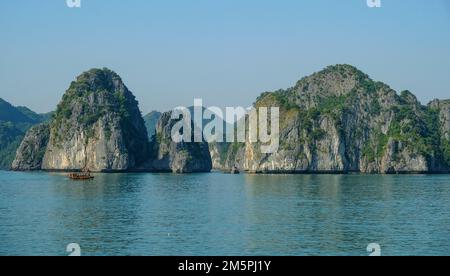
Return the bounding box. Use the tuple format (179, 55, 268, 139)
(1, 0, 449, 114)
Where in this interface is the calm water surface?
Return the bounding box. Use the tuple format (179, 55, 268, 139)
(0, 171, 449, 256)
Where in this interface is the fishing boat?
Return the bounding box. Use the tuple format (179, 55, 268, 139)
(69, 172, 94, 180)
(69, 150, 94, 180)
(68, 168, 94, 180)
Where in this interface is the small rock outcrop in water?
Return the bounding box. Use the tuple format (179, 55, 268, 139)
(11, 124, 50, 170)
(40, 68, 151, 172)
(223, 65, 450, 174)
(149, 111, 212, 173)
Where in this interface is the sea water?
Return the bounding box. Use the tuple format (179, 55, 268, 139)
(0, 171, 449, 256)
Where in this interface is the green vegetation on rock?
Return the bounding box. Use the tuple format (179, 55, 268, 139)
(0, 98, 52, 169)
(225, 64, 450, 173)
(42, 68, 151, 171)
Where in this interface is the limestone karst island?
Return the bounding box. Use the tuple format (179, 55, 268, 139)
(1, 0, 450, 258)
(2, 65, 449, 174)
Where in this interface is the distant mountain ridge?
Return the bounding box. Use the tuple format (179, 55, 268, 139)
(0, 98, 52, 169)
(0, 99, 35, 124)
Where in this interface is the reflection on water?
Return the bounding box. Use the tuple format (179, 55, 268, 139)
(0, 171, 449, 256)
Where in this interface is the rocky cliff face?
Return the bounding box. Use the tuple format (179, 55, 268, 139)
(149, 111, 212, 173)
(428, 99, 450, 168)
(429, 99, 450, 139)
(11, 124, 50, 170)
(224, 65, 450, 174)
(143, 106, 228, 171)
(9, 65, 450, 174)
(208, 142, 230, 170)
(41, 68, 150, 172)
(144, 111, 162, 141)
(12, 68, 214, 173)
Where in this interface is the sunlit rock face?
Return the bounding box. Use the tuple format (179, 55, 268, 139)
(41, 68, 150, 172)
(149, 111, 212, 173)
(224, 65, 450, 174)
(12, 124, 50, 171)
